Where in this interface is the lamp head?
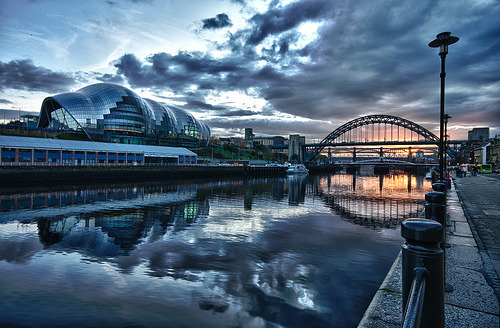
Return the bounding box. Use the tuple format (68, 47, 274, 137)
(428, 32, 459, 55)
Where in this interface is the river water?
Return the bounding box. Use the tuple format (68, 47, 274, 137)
(0, 171, 431, 328)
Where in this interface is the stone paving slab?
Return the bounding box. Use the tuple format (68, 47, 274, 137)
(447, 234, 477, 246)
(450, 221, 474, 236)
(446, 266, 498, 314)
(446, 244, 483, 271)
(445, 304, 499, 328)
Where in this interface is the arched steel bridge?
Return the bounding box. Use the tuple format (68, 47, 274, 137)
(304, 115, 457, 163)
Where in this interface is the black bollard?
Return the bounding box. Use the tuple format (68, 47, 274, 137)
(432, 182, 447, 193)
(402, 219, 444, 328)
(425, 191, 453, 292)
(425, 191, 446, 228)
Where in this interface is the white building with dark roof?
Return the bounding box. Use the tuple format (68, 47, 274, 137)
(0, 135, 197, 166)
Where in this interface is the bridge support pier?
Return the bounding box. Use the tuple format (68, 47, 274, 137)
(353, 147, 356, 162)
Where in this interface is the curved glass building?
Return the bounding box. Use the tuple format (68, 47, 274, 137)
(37, 83, 210, 147)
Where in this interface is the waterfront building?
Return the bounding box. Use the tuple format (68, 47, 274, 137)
(37, 83, 210, 147)
(0, 135, 197, 166)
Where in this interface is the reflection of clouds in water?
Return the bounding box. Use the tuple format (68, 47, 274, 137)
(0, 175, 416, 327)
(0, 223, 42, 263)
(100, 211, 400, 327)
(253, 252, 316, 310)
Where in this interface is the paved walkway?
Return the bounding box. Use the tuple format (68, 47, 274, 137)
(454, 174, 500, 297)
(358, 175, 500, 327)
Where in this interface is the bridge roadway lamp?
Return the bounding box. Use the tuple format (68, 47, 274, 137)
(428, 32, 459, 181)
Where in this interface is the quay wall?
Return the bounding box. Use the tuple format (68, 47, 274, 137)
(0, 165, 286, 187)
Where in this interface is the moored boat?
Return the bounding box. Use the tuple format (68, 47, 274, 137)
(286, 164, 309, 174)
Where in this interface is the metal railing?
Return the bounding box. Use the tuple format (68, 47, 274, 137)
(402, 267, 428, 328)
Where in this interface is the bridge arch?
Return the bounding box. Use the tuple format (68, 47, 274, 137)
(305, 115, 442, 163)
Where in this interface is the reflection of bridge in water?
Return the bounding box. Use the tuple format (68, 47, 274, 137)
(320, 193, 424, 229)
(308, 173, 428, 229)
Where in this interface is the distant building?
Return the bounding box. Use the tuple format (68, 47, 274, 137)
(253, 137, 274, 147)
(473, 140, 492, 165)
(20, 114, 38, 128)
(490, 136, 500, 168)
(468, 127, 489, 142)
(244, 128, 254, 140)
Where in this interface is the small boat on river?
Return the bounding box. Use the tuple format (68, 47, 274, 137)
(286, 164, 309, 174)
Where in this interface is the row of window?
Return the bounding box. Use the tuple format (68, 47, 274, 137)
(1, 148, 197, 166)
(1, 148, 144, 165)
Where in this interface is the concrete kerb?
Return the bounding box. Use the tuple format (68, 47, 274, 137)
(358, 179, 499, 327)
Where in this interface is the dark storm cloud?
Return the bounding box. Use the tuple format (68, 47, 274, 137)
(246, 0, 330, 45)
(112, 0, 500, 138)
(182, 99, 227, 111)
(252, 0, 500, 127)
(231, 0, 246, 5)
(96, 73, 124, 84)
(0, 59, 75, 93)
(202, 13, 233, 30)
(113, 52, 251, 91)
(0, 99, 13, 104)
(219, 109, 257, 117)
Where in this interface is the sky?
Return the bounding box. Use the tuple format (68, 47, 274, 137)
(1, 0, 499, 141)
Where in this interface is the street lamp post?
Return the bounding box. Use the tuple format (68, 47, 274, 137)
(429, 32, 459, 181)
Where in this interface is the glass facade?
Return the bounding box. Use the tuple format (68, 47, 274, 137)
(37, 83, 210, 147)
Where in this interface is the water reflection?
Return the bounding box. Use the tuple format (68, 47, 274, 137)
(312, 172, 428, 229)
(0, 172, 431, 328)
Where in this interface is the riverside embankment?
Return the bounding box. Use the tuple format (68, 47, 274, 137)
(0, 165, 286, 187)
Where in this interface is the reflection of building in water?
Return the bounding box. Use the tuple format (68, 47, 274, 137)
(18, 183, 207, 252)
(36, 199, 209, 252)
(0, 184, 190, 213)
(287, 175, 307, 205)
(37, 216, 80, 246)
